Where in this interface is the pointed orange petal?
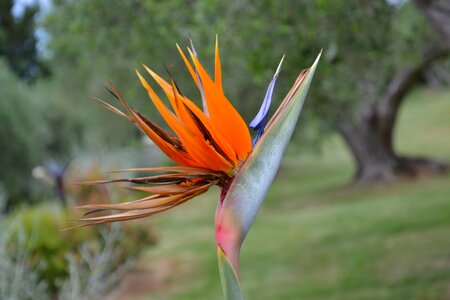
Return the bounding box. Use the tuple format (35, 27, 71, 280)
(131, 110, 195, 166)
(136, 71, 233, 172)
(143, 65, 181, 115)
(215, 34, 222, 91)
(177, 45, 209, 114)
(142, 65, 204, 138)
(170, 83, 237, 165)
(181, 96, 237, 165)
(188, 50, 252, 160)
(176, 44, 199, 88)
(105, 84, 194, 166)
(142, 67, 197, 136)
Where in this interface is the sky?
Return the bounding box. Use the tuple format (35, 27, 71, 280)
(12, 0, 51, 17)
(12, 0, 52, 56)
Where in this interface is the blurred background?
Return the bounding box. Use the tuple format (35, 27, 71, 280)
(1, 0, 450, 299)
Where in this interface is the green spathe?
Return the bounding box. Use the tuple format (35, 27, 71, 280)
(216, 52, 321, 300)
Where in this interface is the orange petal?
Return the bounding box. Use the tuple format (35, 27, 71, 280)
(136, 71, 233, 172)
(188, 50, 252, 160)
(176, 44, 199, 88)
(131, 110, 195, 166)
(105, 84, 194, 166)
(143, 65, 181, 115)
(215, 35, 222, 91)
(142, 66, 238, 165)
(181, 97, 237, 165)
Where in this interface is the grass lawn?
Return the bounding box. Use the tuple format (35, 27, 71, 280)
(135, 88, 450, 300)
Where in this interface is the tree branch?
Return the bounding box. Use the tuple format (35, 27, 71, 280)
(376, 47, 449, 150)
(413, 0, 450, 47)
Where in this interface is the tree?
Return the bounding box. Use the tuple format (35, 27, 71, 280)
(414, 0, 450, 48)
(241, 0, 450, 183)
(0, 60, 47, 208)
(0, 0, 49, 82)
(336, 0, 450, 183)
(198, 0, 450, 184)
(43, 0, 449, 184)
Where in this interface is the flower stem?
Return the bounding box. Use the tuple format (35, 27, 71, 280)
(217, 246, 244, 300)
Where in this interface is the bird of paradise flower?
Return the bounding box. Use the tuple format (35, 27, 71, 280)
(78, 36, 321, 300)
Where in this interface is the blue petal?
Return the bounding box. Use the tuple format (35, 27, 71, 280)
(250, 55, 285, 145)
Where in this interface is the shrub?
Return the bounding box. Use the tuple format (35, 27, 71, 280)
(0, 219, 49, 300)
(4, 204, 157, 296)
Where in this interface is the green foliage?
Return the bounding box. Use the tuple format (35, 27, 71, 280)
(0, 59, 116, 207)
(7, 207, 74, 289)
(1, 0, 440, 205)
(0, 60, 47, 206)
(42, 0, 438, 150)
(0, 60, 136, 208)
(5, 204, 157, 293)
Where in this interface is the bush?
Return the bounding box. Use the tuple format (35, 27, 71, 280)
(0, 219, 49, 300)
(4, 204, 157, 296)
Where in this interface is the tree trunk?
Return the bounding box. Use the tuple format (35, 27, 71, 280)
(338, 118, 398, 184)
(338, 52, 449, 184)
(335, 0, 450, 184)
(339, 114, 449, 184)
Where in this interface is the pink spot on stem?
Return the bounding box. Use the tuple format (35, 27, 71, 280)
(215, 203, 241, 275)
